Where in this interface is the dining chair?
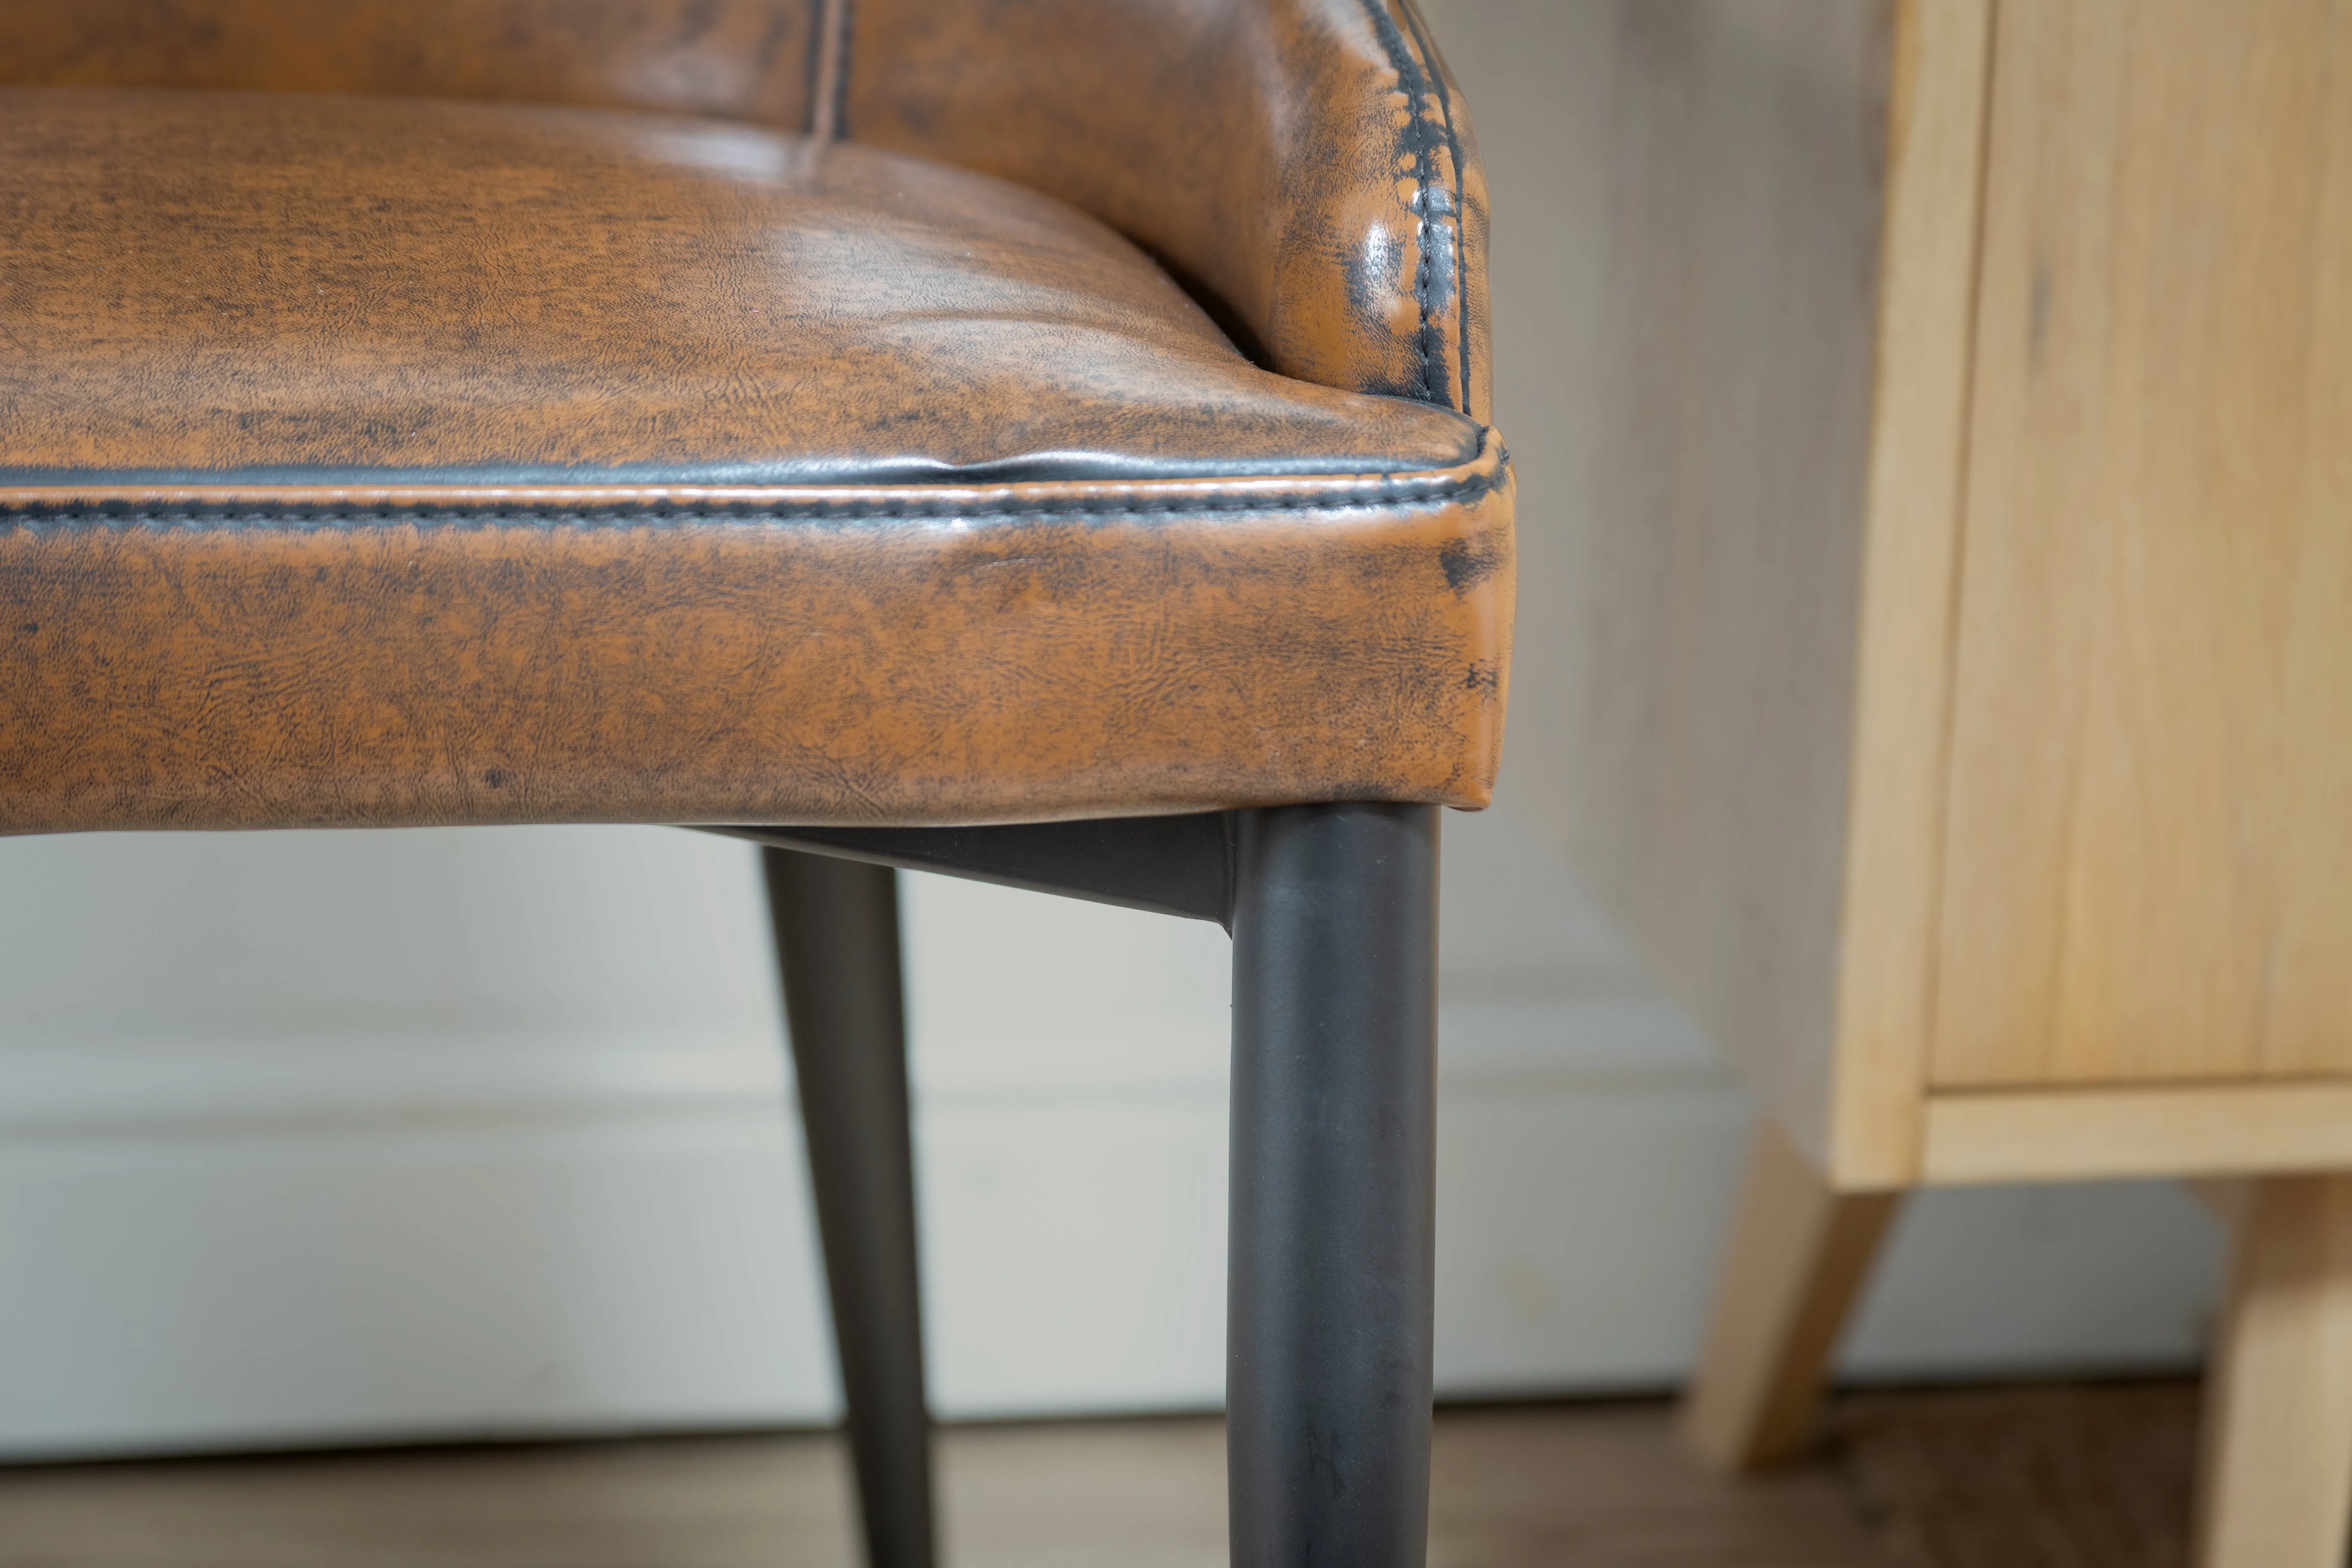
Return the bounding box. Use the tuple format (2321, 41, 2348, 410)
(0, 3, 1511, 1565)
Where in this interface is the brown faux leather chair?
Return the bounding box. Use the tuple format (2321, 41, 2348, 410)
(0, 3, 1510, 1563)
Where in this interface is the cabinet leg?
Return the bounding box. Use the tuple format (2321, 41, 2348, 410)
(1680, 1123, 1901, 1473)
(2193, 1173, 2352, 1568)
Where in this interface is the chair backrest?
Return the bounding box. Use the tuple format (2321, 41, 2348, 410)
(3, 0, 1487, 422)
(4, 3, 819, 122)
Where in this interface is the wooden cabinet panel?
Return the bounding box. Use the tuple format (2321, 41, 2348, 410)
(1539, 0, 1899, 1162)
(1932, 0, 2352, 1089)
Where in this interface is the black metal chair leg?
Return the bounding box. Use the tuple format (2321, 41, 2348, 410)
(1226, 802, 1439, 1568)
(762, 848, 936, 1568)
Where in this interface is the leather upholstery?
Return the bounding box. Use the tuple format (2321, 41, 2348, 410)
(844, 0, 1491, 425)
(0, 3, 1510, 833)
(1, 1, 821, 126)
(2, 90, 1481, 485)
(1, 0, 1487, 422)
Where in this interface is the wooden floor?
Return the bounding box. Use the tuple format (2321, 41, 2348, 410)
(0, 1382, 2202, 1568)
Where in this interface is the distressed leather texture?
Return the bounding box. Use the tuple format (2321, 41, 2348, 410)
(0, 2, 1510, 833)
(1, 0, 823, 126)
(1, 0, 1488, 425)
(842, 0, 1492, 425)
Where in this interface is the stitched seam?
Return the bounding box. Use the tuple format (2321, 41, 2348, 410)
(802, 0, 826, 135)
(806, 0, 853, 138)
(831, 0, 855, 138)
(1357, 0, 1454, 412)
(0, 472, 1506, 530)
(1395, 0, 1473, 411)
(0, 445, 1509, 527)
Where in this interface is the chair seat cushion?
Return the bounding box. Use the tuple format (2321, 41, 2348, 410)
(0, 88, 1512, 831)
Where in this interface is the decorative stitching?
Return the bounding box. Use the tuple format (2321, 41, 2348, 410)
(1395, 0, 1475, 413)
(830, 0, 855, 139)
(0, 455, 1510, 530)
(807, 0, 854, 139)
(1356, 0, 1464, 414)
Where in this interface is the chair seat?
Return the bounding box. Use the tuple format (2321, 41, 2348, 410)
(0, 87, 1513, 832)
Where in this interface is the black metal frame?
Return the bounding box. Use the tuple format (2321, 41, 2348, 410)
(733, 801, 1439, 1568)
(716, 809, 1238, 927)
(761, 850, 935, 1568)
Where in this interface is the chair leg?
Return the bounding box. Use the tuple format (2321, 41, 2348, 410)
(2193, 1173, 2352, 1568)
(762, 848, 935, 1568)
(1680, 1123, 1902, 1473)
(1227, 802, 1438, 1568)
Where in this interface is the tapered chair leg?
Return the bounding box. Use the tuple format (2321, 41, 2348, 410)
(1228, 802, 1439, 1568)
(762, 848, 935, 1568)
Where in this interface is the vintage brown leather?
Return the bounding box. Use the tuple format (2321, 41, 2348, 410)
(841, 0, 1492, 426)
(2, 1, 822, 126)
(0, 3, 1510, 834)
(3, 0, 1489, 424)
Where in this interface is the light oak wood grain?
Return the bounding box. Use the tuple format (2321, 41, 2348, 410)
(1683, 1124, 1904, 1473)
(1537, 0, 1995, 1185)
(1546, 0, 1899, 1170)
(1923, 1079, 2352, 1184)
(1827, 0, 1994, 1187)
(1597, 14, 2352, 1559)
(2194, 1174, 2352, 1568)
(1932, 0, 2352, 1090)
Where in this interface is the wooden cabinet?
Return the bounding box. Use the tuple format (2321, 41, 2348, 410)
(1936, 0, 2352, 1095)
(1550, 4, 2352, 1565)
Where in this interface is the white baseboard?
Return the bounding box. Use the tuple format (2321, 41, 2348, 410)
(0, 1018, 2223, 1457)
(0, 824, 2227, 1458)
(0, 1103, 834, 1458)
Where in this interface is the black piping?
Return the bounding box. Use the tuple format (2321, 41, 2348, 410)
(0, 449, 1510, 528)
(803, 0, 853, 139)
(802, 0, 829, 135)
(830, 0, 855, 139)
(1355, 0, 1464, 414)
(1394, 0, 1475, 414)
(0, 431, 1482, 491)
